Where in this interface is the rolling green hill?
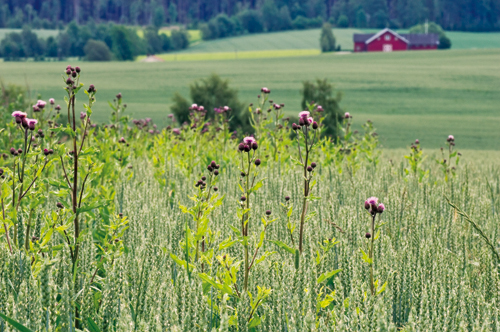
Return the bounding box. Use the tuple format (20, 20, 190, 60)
(180, 29, 500, 53)
(1, 49, 498, 150)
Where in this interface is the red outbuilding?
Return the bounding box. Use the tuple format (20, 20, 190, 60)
(353, 28, 439, 52)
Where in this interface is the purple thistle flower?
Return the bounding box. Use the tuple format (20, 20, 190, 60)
(27, 118, 38, 131)
(316, 105, 324, 112)
(80, 112, 86, 120)
(49, 98, 55, 105)
(172, 128, 181, 135)
(243, 136, 256, 145)
(447, 135, 454, 142)
(344, 112, 350, 119)
(36, 100, 46, 109)
(298, 111, 310, 119)
(377, 203, 385, 213)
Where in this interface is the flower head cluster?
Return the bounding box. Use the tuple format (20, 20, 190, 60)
(65, 65, 80, 88)
(33, 100, 47, 112)
(207, 160, 220, 174)
(292, 111, 318, 130)
(12, 111, 37, 130)
(261, 87, 271, 94)
(238, 136, 258, 153)
(344, 112, 352, 119)
(214, 106, 231, 114)
(364, 197, 385, 215)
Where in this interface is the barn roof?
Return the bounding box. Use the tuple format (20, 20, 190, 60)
(400, 33, 440, 45)
(353, 28, 440, 46)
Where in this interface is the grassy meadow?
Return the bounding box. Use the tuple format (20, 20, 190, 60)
(178, 28, 500, 53)
(1, 29, 500, 332)
(1, 49, 499, 150)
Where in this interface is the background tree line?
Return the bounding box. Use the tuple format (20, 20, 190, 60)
(0, 0, 498, 32)
(0, 22, 189, 61)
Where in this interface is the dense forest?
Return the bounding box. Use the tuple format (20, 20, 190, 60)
(0, 0, 499, 31)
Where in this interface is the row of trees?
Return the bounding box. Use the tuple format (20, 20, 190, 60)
(200, 8, 323, 40)
(0, 22, 189, 61)
(0, 0, 498, 32)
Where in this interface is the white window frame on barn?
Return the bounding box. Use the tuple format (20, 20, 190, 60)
(385, 34, 391, 41)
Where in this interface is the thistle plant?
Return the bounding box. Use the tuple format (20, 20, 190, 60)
(2, 110, 53, 251)
(361, 197, 387, 296)
(405, 139, 428, 182)
(437, 135, 461, 181)
(173, 160, 224, 274)
(292, 107, 320, 254)
(340, 112, 361, 177)
(234, 136, 270, 292)
(249, 88, 292, 162)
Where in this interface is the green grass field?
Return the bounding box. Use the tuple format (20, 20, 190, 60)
(1, 49, 499, 150)
(179, 28, 500, 53)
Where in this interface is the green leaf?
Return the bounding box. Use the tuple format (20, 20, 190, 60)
(0, 312, 35, 332)
(248, 316, 261, 329)
(268, 240, 295, 254)
(376, 281, 388, 295)
(360, 248, 372, 264)
(317, 269, 342, 284)
(87, 317, 102, 332)
(219, 238, 237, 250)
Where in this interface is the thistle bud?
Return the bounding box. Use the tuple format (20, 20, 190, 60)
(312, 121, 318, 130)
(285, 196, 290, 201)
(240, 196, 246, 202)
(311, 162, 317, 168)
(0, 169, 3, 176)
(265, 210, 271, 215)
(307, 166, 313, 172)
(71, 71, 77, 78)
(201, 176, 206, 181)
(43, 149, 50, 156)
(238, 143, 245, 151)
(252, 142, 258, 150)
(365, 232, 371, 239)
(214, 187, 218, 192)
(214, 170, 219, 176)
(255, 159, 261, 166)
(364, 201, 370, 210)
(244, 145, 251, 152)
(211, 161, 216, 168)
(377, 203, 385, 213)
(75, 66, 81, 73)
(56, 202, 64, 209)
(241, 172, 246, 177)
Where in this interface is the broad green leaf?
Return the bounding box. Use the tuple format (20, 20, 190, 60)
(248, 316, 261, 329)
(317, 269, 342, 284)
(0, 312, 35, 332)
(360, 248, 372, 264)
(268, 240, 295, 254)
(87, 317, 102, 332)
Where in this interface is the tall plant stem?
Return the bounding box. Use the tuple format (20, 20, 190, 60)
(298, 133, 310, 253)
(243, 152, 251, 292)
(369, 214, 375, 296)
(71, 94, 79, 266)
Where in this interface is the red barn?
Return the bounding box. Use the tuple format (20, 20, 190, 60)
(353, 28, 439, 52)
